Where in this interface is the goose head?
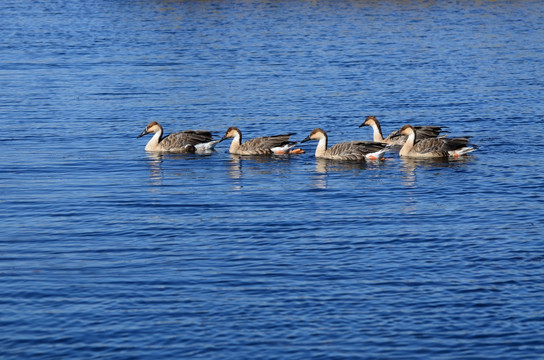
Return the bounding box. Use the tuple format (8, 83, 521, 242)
(138, 121, 162, 138)
(221, 127, 242, 141)
(399, 124, 416, 137)
(359, 115, 380, 129)
(301, 128, 327, 143)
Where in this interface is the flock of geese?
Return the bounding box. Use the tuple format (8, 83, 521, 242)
(137, 116, 477, 160)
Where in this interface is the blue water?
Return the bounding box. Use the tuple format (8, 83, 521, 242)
(1, 0, 543, 359)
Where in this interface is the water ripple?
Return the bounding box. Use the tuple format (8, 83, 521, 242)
(1, 0, 544, 359)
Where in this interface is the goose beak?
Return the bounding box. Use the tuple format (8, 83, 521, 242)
(137, 129, 148, 138)
(358, 122, 366, 128)
(390, 129, 401, 137)
(301, 136, 312, 143)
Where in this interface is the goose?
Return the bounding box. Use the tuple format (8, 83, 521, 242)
(301, 128, 390, 161)
(221, 127, 303, 155)
(359, 116, 444, 146)
(137, 121, 222, 153)
(398, 124, 477, 158)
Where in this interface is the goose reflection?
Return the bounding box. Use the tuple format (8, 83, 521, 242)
(314, 158, 368, 174)
(400, 156, 471, 187)
(310, 158, 371, 189)
(144, 152, 204, 186)
(227, 154, 243, 191)
(145, 152, 165, 186)
(227, 154, 300, 191)
(311, 172, 328, 189)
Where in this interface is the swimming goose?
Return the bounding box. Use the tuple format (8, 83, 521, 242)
(398, 124, 476, 158)
(359, 116, 444, 146)
(137, 121, 222, 152)
(301, 128, 390, 161)
(221, 127, 302, 155)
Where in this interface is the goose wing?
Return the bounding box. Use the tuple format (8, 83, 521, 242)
(438, 137, 472, 152)
(414, 126, 444, 139)
(328, 141, 387, 156)
(413, 137, 470, 154)
(240, 133, 296, 151)
(386, 125, 445, 144)
(161, 130, 214, 148)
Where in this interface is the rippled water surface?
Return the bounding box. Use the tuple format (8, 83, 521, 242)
(1, 0, 544, 359)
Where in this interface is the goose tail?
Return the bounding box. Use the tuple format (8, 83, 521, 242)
(449, 146, 477, 157)
(194, 138, 224, 152)
(365, 143, 392, 160)
(271, 141, 298, 155)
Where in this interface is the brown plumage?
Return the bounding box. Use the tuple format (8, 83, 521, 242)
(221, 127, 297, 155)
(398, 124, 476, 158)
(301, 128, 390, 161)
(137, 121, 221, 152)
(359, 116, 444, 146)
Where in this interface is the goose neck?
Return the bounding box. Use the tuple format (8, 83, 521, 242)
(145, 127, 163, 151)
(315, 134, 328, 157)
(229, 131, 242, 153)
(399, 131, 416, 156)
